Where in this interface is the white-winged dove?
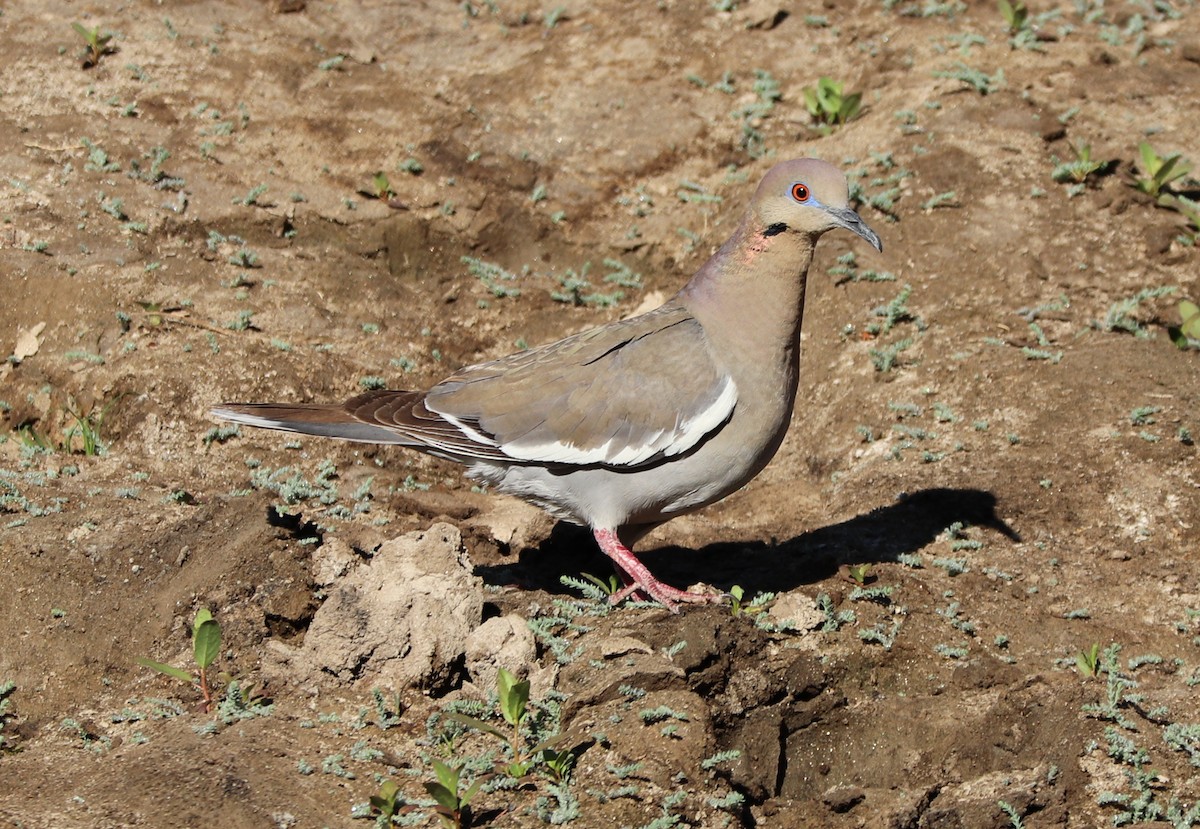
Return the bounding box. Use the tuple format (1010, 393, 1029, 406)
(213, 158, 882, 612)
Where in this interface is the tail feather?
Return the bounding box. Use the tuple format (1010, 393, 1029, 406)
(211, 403, 412, 444)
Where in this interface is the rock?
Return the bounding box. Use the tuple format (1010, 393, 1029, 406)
(464, 614, 541, 696)
(264, 523, 483, 691)
(767, 591, 825, 632)
(822, 784, 866, 813)
(467, 496, 549, 552)
(739, 0, 788, 29)
(310, 537, 356, 587)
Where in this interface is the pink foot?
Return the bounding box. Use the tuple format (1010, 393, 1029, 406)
(593, 528, 721, 613)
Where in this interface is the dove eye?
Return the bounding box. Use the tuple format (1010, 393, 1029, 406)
(790, 182, 810, 202)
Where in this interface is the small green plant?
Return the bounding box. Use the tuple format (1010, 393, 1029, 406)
(550, 263, 625, 308)
(0, 680, 16, 752)
(869, 337, 913, 372)
(64, 403, 106, 456)
(540, 747, 577, 783)
(425, 760, 487, 829)
(72, 22, 115, 67)
(462, 256, 521, 299)
(932, 61, 1004, 94)
(580, 572, 620, 597)
(369, 171, 396, 201)
(728, 584, 767, 619)
(369, 779, 408, 824)
(1077, 642, 1101, 676)
(844, 563, 872, 585)
(1168, 299, 1200, 350)
(803, 77, 862, 129)
(1133, 142, 1192, 203)
(138, 608, 222, 712)
(997, 0, 1028, 33)
(1052, 142, 1108, 185)
(1100, 285, 1177, 338)
(729, 69, 782, 158)
(998, 798, 1026, 828)
(446, 668, 561, 778)
(398, 157, 424, 175)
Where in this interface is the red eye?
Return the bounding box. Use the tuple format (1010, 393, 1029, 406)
(791, 182, 809, 202)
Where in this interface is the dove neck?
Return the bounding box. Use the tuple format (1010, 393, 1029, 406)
(679, 216, 815, 357)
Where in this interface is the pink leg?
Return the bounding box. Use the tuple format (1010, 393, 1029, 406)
(593, 528, 720, 613)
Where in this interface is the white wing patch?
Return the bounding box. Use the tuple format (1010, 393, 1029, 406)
(435, 411, 501, 448)
(490, 376, 738, 467)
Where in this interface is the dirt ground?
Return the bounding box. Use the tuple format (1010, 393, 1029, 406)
(2, 0, 1199, 827)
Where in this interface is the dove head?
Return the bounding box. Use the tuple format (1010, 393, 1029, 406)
(753, 158, 882, 252)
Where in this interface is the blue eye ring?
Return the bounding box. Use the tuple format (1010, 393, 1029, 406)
(790, 182, 810, 202)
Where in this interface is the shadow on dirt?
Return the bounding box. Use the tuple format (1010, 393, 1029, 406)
(490, 487, 1019, 597)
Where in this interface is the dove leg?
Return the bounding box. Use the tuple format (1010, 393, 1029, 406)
(593, 528, 719, 613)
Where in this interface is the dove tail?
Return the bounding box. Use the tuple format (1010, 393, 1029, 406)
(210, 402, 411, 444)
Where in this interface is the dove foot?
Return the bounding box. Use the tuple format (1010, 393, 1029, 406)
(593, 528, 720, 613)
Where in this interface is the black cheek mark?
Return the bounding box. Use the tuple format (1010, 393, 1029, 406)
(764, 222, 788, 237)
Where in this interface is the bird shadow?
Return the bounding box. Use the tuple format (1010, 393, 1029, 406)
(480, 487, 1019, 598)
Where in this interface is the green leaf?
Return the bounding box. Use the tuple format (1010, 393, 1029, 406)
(445, 712, 508, 741)
(505, 760, 532, 778)
(192, 618, 221, 669)
(459, 775, 488, 808)
(1155, 154, 1180, 184)
(71, 22, 91, 40)
(802, 87, 820, 117)
(136, 657, 194, 683)
(424, 781, 459, 812)
(496, 668, 529, 727)
(581, 572, 617, 595)
(1138, 141, 1159, 174)
(432, 759, 460, 794)
(1180, 300, 1200, 339)
(527, 733, 566, 756)
(369, 779, 400, 816)
(841, 92, 862, 123)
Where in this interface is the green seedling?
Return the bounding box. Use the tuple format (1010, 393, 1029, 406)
(72, 22, 115, 68)
(1051, 142, 1110, 185)
(1169, 299, 1200, 350)
(138, 608, 222, 712)
(998, 0, 1028, 33)
(803, 77, 862, 129)
(844, 563, 872, 585)
(1077, 642, 1101, 677)
(369, 171, 395, 201)
(581, 572, 620, 597)
(539, 747, 577, 783)
(446, 668, 560, 778)
(64, 403, 106, 456)
(1134, 142, 1191, 202)
(425, 760, 488, 829)
(728, 585, 766, 619)
(370, 780, 406, 823)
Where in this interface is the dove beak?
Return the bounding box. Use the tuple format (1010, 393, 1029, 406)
(829, 205, 883, 252)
